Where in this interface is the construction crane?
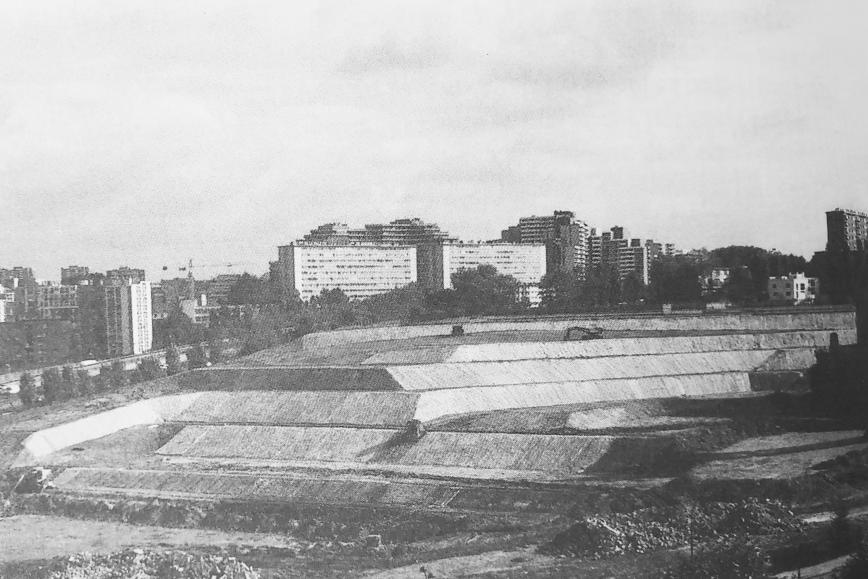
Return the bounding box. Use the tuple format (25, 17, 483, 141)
(160, 259, 256, 300)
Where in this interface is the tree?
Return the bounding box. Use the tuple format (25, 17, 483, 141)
(649, 256, 702, 305)
(41, 367, 62, 404)
(227, 273, 277, 305)
(18, 372, 36, 406)
(61, 365, 78, 400)
(153, 302, 205, 349)
(576, 264, 621, 309)
(620, 272, 646, 305)
(353, 283, 428, 325)
(109, 360, 129, 390)
(723, 266, 759, 305)
(450, 265, 522, 316)
(76, 369, 94, 396)
(208, 339, 224, 364)
(539, 271, 578, 314)
(309, 288, 356, 329)
(137, 357, 166, 382)
(165, 345, 183, 376)
(95, 365, 111, 392)
(187, 344, 208, 369)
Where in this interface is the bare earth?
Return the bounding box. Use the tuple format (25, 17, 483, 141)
(0, 515, 301, 563)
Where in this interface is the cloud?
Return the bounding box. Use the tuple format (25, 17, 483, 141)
(338, 36, 447, 74)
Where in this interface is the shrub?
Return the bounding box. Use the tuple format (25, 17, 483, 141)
(41, 367, 62, 404)
(165, 346, 182, 376)
(108, 360, 129, 390)
(96, 365, 112, 393)
(137, 357, 166, 382)
(208, 339, 223, 364)
(76, 369, 94, 396)
(187, 344, 208, 370)
(18, 372, 36, 406)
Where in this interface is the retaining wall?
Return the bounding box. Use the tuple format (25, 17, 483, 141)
(156, 424, 615, 475)
(175, 366, 402, 391)
(386, 350, 786, 391)
(174, 390, 420, 427)
(413, 373, 752, 422)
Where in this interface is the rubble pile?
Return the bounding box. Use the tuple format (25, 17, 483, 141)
(715, 498, 802, 535)
(43, 549, 260, 579)
(543, 498, 802, 559)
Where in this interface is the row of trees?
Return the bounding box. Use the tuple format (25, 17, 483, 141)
(17, 344, 216, 407)
(537, 245, 810, 314)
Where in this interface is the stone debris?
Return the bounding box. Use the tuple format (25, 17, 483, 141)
(42, 548, 261, 579)
(542, 498, 802, 560)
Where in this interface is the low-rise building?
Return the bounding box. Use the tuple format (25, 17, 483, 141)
(768, 273, 820, 305)
(700, 268, 731, 295)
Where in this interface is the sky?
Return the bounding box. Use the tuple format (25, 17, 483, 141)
(2, 0, 867, 281)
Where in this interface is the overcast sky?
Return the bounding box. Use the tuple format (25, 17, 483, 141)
(2, 0, 867, 281)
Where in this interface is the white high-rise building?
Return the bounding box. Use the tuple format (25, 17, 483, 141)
(277, 243, 418, 301)
(439, 242, 547, 304)
(440, 243, 547, 288)
(105, 280, 152, 356)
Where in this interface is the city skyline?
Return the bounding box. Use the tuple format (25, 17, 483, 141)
(3, 1, 868, 280)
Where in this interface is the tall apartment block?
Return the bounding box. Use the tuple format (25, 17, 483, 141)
(303, 218, 457, 246)
(0, 266, 38, 320)
(826, 208, 868, 252)
(0, 287, 7, 323)
(104, 279, 153, 356)
(61, 265, 90, 285)
(36, 283, 80, 322)
(500, 210, 590, 279)
(588, 227, 650, 284)
(439, 242, 547, 304)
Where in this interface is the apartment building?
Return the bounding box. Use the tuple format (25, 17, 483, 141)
(277, 243, 418, 301)
(768, 273, 820, 305)
(501, 210, 590, 278)
(104, 279, 152, 356)
(826, 208, 868, 253)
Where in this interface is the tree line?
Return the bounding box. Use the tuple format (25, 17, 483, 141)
(16, 344, 216, 407)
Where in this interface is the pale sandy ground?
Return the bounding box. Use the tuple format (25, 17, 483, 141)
(0, 515, 299, 563)
(363, 546, 557, 578)
(774, 553, 853, 578)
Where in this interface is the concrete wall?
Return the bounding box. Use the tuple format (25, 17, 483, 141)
(175, 366, 402, 391)
(413, 373, 752, 422)
(14, 393, 202, 466)
(386, 350, 782, 391)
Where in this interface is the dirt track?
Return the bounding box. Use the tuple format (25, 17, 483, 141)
(0, 515, 302, 563)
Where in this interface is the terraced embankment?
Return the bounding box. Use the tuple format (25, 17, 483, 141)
(9, 308, 857, 508)
(156, 425, 615, 478)
(300, 308, 857, 349)
(53, 468, 462, 507)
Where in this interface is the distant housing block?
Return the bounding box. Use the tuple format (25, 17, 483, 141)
(278, 243, 418, 301)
